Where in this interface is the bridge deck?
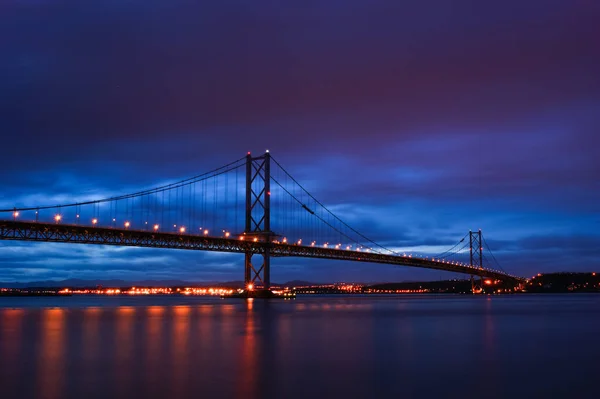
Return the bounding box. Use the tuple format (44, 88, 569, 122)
(0, 221, 521, 281)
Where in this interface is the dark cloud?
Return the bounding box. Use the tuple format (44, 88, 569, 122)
(0, 0, 598, 281)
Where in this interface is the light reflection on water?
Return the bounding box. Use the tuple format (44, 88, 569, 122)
(37, 308, 65, 399)
(0, 295, 599, 399)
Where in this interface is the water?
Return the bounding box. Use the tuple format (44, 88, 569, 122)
(1, 294, 598, 399)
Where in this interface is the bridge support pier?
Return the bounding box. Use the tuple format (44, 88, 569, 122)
(243, 152, 273, 292)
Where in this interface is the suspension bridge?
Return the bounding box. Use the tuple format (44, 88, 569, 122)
(0, 152, 522, 293)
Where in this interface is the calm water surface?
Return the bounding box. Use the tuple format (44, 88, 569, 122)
(0, 294, 598, 399)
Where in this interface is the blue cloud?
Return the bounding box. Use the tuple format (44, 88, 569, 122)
(1, 0, 598, 282)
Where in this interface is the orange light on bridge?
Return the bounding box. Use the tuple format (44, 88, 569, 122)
(154, 224, 159, 231)
(124, 221, 130, 229)
(179, 226, 186, 234)
(225, 232, 230, 238)
(92, 218, 98, 225)
(54, 214, 62, 223)
(13, 211, 19, 219)
(484, 280, 492, 285)
(204, 229, 209, 235)
(247, 283, 254, 291)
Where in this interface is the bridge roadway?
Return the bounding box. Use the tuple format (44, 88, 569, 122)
(0, 221, 521, 282)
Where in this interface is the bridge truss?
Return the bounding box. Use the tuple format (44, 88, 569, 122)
(0, 220, 521, 282)
(0, 151, 523, 286)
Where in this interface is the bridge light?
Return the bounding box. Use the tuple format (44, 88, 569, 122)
(13, 211, 19, 219)
(282, 237, 287, 243)
(253, 237, 258, 242)
(204, 229, 209, 235)
(153, 224, 159, 231)
(92, 218, 98, 225)
(247, 283, 254, 291)
(225, 232, 230, 238)
(54, 214, 62, 223)
(124, 221, 130, 229)
(240, 235, 245, 240)
(179, 226, 186, 233)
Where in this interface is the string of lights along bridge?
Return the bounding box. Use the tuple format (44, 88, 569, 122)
(0, 151, 523, 293)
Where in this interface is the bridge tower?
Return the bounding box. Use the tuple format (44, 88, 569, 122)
(244, 151, 273, 291)
(469, 230, 484, 294)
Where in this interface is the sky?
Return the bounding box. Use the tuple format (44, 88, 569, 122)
(1, 0, 599, 283)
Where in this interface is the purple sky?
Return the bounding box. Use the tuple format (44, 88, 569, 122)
(1, 0, 599, 283)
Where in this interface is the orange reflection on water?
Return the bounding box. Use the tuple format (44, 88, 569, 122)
(236, 299, 258, 399)
(174, 305, 191, 317)
(147, 305, 165, 316)
(36, 308, 66, 399)
(115, 306, 136, 397)
(221, 304, 235, 314)
(171, 306, 191, 397)
(144, 306, 165, 396)
(198, 305, 213, 315)
(118, 306, 136, 315)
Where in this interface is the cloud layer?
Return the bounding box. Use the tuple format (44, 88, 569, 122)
(1, 0, 599, 282)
